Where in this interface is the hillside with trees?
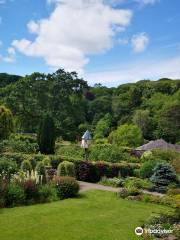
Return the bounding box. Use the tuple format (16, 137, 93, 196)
(0, 70, 180, 144)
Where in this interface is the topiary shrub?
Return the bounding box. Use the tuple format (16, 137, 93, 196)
(150, 163, 178, 193)
(21, 160, 32, 172)
(42, 156, 51, 166)
(0, 105, 14, 140)
(0, 159, 18, 179)
(35, 162, 46, 183)
(29, 157, 37, 170)
(53, 176, 79, 200)
(75, 161, 100, 183)
(57, 161, 75, 177)
(141, 151, 153, 162)
(5, 183, 25, 207)
(50, 155, 62, 169)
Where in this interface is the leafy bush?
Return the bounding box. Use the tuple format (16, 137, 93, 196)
(140, 151, 153, 161)
(57, 161, 75, 177)
(118, 188, 129, 199)
(167, 188, 180, 196)
(42, 156, 51, 166)
(75, 161, 100, 183)
(5, 183, 25, 207)
(0, 159, 18, 179)
(139, 160, 156, 179)
(126, 186, 141, 196)
(53, 176, 79, 200)
(21, 160, 32, 172)
(0, 153, 25, 166)
(55, 144, 84, 159)
(29, 157, 37, 170)
(35, 162, 46, 182)
(22, 179, 39, 203)
(124, 177, 154, 191)
(99, 177, 124, 187)
(150, 163, 178, 193)
(46, 168, 56, 182)
(50, 155, 62, 169)
(38, 184, 57, 203)
(152, 149, 180, 162)
(0, 105, 14, 140)
(89, 144, 131, 163)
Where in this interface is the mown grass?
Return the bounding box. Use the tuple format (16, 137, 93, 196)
(0, 190, 170, 240)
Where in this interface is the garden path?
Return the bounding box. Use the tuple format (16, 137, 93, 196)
(78, 181, 164, 197)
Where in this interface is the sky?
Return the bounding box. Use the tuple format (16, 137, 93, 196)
(0, 0, 180, 86)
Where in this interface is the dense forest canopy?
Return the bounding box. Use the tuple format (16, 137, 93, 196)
(0, 70, 179, 143)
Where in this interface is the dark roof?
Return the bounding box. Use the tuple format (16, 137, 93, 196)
(136, 139, 180, 152)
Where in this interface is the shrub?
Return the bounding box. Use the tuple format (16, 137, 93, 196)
(46, 168, 56, 182)
(167, 188, 180, 196)
(126, 186, 141, 196)
(50, 155, 62, 169)
(53, 176, 79, 200)
(21, 160, 32, 172)
(75, 161, 100, 183)
(38, 184, 57, 203)
(139, 160, 156, 179)
(0, 159, 18, 179)
(124, 177, 154, 191)
(29, 157, 37, 170)
(5, 183, 25, 207)
(152, 149, 180, 162)
(150, 163, 178, 193)
(0, 153, 25, 166)
(141, 151, 153, 161)
(35, 162, 46, 177)
(42, 156, 51, 166)
(22, 179, 39, 203)
(57, 161, 75, 177)
(118, 188, 129, 199)
(99, 177, 124, 187)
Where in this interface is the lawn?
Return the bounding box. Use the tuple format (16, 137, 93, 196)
(0, 190, 170, 240)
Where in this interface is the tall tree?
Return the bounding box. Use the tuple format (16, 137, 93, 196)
(0, 105, 14, 140)
(38, 113, 56, 154)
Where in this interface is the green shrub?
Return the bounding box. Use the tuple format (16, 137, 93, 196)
(0, 153, 25, 166)
(167, 188, 180, 196)
(152, 149, 180, 162)
(5, 183, 25, 207)
(139, 160, 156, 179)
(150, 163, 178, 193)
(38, 184, 57, 203)
(21, 160, 32, 172)
(55, 144, 84, 159)
(0, 105, 14, 140)
(0, 159, 18, 179)
(99, 177, 124, 187)
(57, 161, 75, 177)
(124, 177, 154, 191)
(42, 156, 51, 166)
(53, 176, 79, 200)
(35, 162, 46, 181)
(126, 186, 141, 196)
(141, 151, 153, 161)
(29, 157, 37, 170)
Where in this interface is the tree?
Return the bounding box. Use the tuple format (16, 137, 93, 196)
(150, 163, 177, 193)
(108, 124, 143, 147)
(37, 113, 56, 154)
(132, 110, 150, 139)
(94, 113, 112, 139)
(0, 105, 14, 140)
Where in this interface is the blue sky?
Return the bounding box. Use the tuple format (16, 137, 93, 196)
(0, 0, 180, 86)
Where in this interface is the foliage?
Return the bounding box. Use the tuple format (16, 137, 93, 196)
(38, 113, 56, 154)
(150, 163, 178, 193)
(35, 162, 46, 179)
(21, 160, 32, 172)
(124, 177, 154, 191)
(75, 161, 100, 183)
(93, 113, 112, 139)
(0, 159, 18, 179)
(139, 160, 156, 179)
(140, 151, 153, 161)
(53, 176, 79, 200)
(38, 184, 57, 203)
(0, 105, 14, 140)
(4, 183, 25, 207)
(99, 177, 124, 187)
(108, 124, 143, 147)
(42, 156, 51, 166)
(57, 161, 75, 177)
(22, 179, 39, 203)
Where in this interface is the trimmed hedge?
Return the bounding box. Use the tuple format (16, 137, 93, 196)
(75, 161, 139, 183)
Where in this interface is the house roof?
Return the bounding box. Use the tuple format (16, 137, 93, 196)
(136, 139, 180, 152)
(82, 130, 92, 140)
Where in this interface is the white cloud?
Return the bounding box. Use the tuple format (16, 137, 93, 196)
(134, 0, 159, 5)
(2, 47, 16, 63)
(118, 38, 129, 45)
(12, 0, 132, 72)
(131, 32, 149, 53)
(85, 56, 180, 86)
